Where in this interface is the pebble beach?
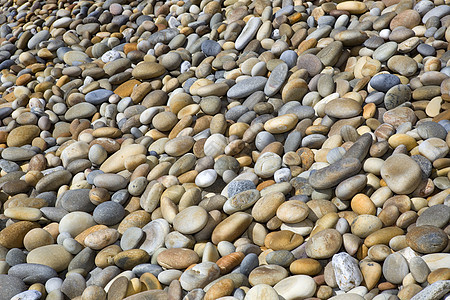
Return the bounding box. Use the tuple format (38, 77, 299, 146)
(0, 0, 449, 299)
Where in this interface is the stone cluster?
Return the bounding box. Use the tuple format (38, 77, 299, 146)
(0, 0, 448, 299)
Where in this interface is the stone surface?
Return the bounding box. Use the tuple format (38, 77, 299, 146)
(380, 154, 422, 194)
(0, 0, 448, 297)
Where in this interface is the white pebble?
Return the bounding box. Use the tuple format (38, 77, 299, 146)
(101, 50, 121, 63)
(380, 29, 391, 39)
(195, 169, 217, 188)
(332, 252, 363, 292)
(274, 168, 292, 183)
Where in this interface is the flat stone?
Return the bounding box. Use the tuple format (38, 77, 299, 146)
(7, 125, 40, 147)
(100, 144, 146, 173)
(373, 42, 399, 62)
(132, 62, 166, 79)
(325, 98, 362, 119)
(0, 275, 26, 300)
(93, 173, 128, 191)
(227, 180, 256, 198)
(249, 265, 289, 286)
(179, 262, 221, 291)
(93, 201, 125, 225)
(409, 256, 430, 283)
(264, 63, 288, 97)
(305, 229, 342, 259)
(10, 290, 41, 300)
(201, 40, 221, 56)
(157, 248, 199, 269)
(223, 189, 260, 214)
(212, 212, 253, 244)
(380, 154, 422, 194)
(422, 5, 450, 23)
(387, 55, 418, 77)
(60, 189, 95, 213)
(406, 225, 448, 254)
(8, 263, 57, 284)
(416, 205, 450, 228)
(409, 280, 450, 300)
(36, 170, 72, 193)
(417, 122, 448, 140)
(173, 206, 208, 234)
(1, 148, 35, 161)
(254, 152, 282, 178)
(370, 74, 401, 92)
(26, 245, 73, 272)
(235, 17, 262, 50)
(59, 211, 96, 237)
(85, 89, 114, 105)
(27, 30, 50, 49)
(383, 253, 409, 284)
(227, 76, 267, 99)
(140, 219, 170, 255)
(0, 221, 39, 249)
(273, 275, 316, 300)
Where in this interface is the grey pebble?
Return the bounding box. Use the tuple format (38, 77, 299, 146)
(8, 263, 57, 284)
(93, 201, 125, 225)
(227, 180, 256, 198)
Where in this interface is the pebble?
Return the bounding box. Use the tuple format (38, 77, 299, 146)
(332, 252, 363, 291)
(0, 275, 27, 300)
(273, 275, 316, 300)
(383, 253, 409, 284)
(380, 154, 422, 195)
(406, 225, 448, 254)
(410, 280, 450, 300)
(309, 158, 362, 190)
(227, 77, 267, 99)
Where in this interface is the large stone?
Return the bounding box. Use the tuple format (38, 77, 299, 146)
(7, 125, 40, 147)
(309, 158, 362, 190)
(380, 154, 422, 194)
(27, 245, 73, 272)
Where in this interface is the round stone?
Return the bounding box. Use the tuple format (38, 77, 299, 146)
(380, 154, 422, 195)
(305, 229, 342, 259)
(273, 275, 317, 300)
(370, 74, 401, 92)
(173, 206, 208, 235)
(406, 225, 448, 254)
(26, 245, 72, 272)
(93, 201, 125, 226)
(201, 40, 221, 57)
(249, 265, 289, 286)
(416, 205, 450, 228)
(418, 138, 449, 162)
(324, 99, 362, 118)
(132, 62, 166, 79)
(254, 152, 282, 178)
(264, 114, 298, 134)
(383, 253, 410, 284)
(7, 125, 40, 147)
(157, 248, 199, 269)
(195, 169, 217, 188)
